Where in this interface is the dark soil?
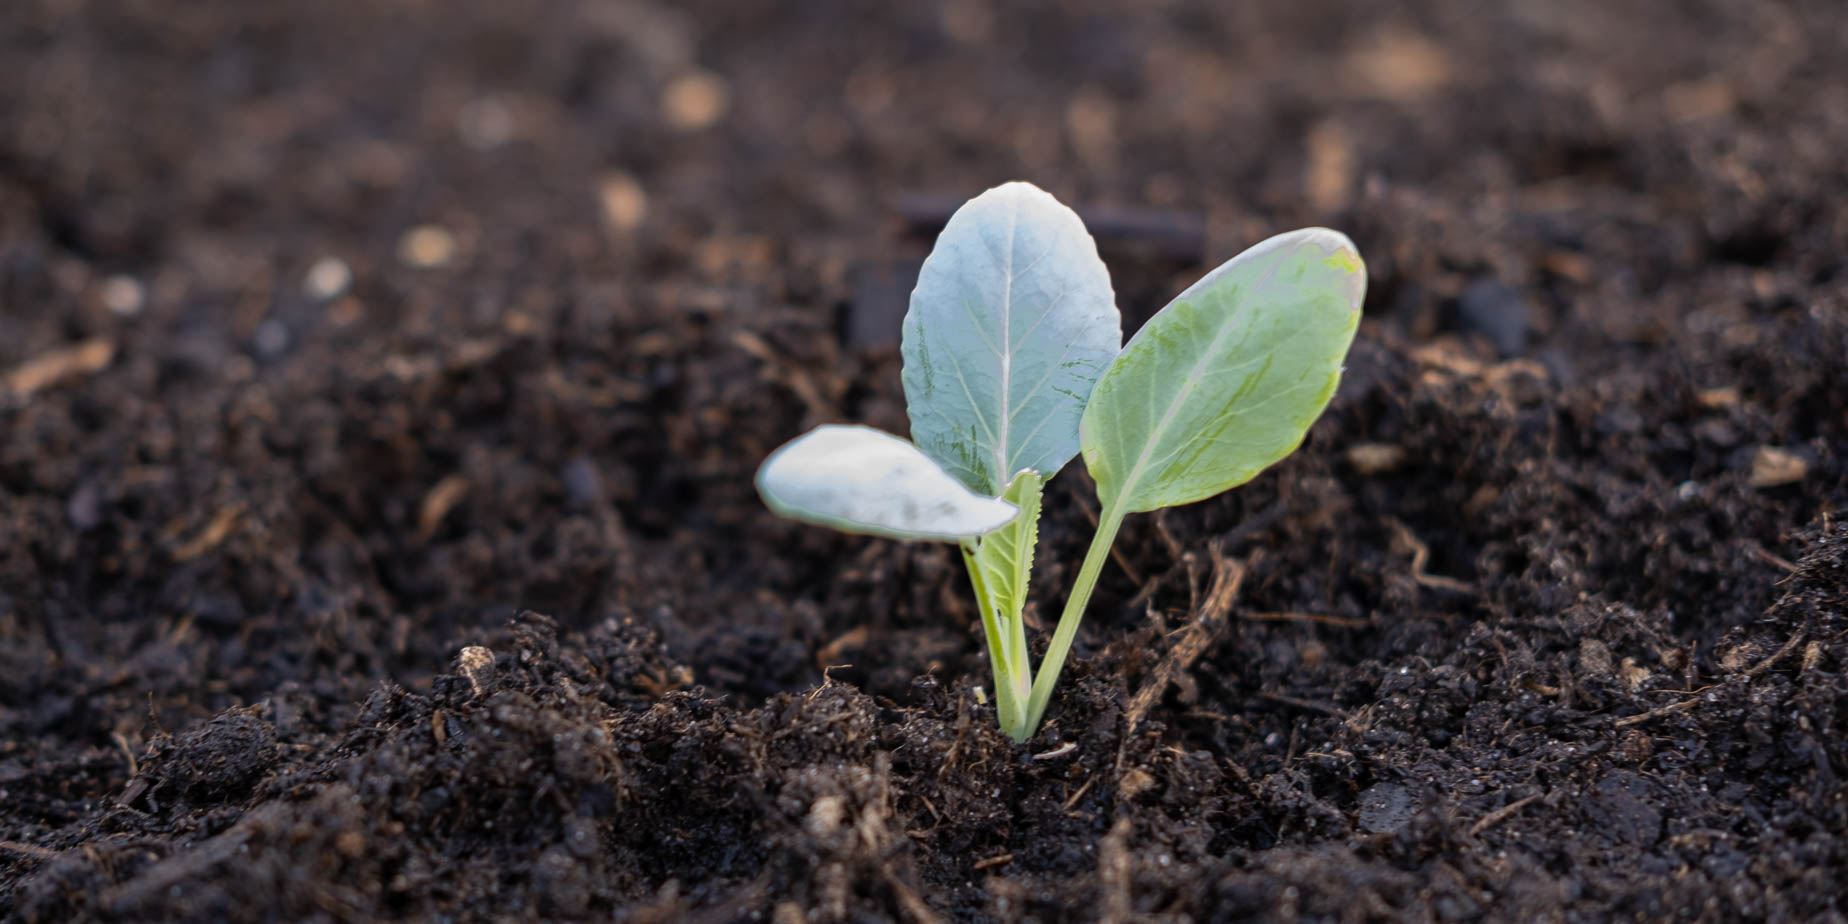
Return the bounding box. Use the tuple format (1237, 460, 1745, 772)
(3, 1, 1846, 921)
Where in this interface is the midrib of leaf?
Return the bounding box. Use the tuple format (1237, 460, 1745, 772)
(988, 201, 1068, 486)
(906, 183, 1119, 499)
(994, 199, 1017, 485)
(943, 337, 999, 448)
(1103, 303, 1234, 511)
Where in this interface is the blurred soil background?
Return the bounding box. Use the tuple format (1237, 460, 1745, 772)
(2, 0, 1845, 920)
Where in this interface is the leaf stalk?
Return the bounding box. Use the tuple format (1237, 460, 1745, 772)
(1022, 504, 1126, 735)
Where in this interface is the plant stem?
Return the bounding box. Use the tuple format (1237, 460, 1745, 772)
(962, 543, 1030, 738)
(1003, 582, 1032, 725)
(1022, 505, 1126, 736)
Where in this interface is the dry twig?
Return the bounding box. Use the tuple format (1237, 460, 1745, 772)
(1619, 625, 1810, 725)
(1469, 792, 1543, 837)
(1744, 626, 1807, 679)
(0, 840, 58, 859)
(1126, 548, 1245, 729)
(1386, 517, 1474, 594)
(1245, 611, 1372, 629)
(1256, 691, 1352, 720)
(5, 339, 115, 397)
(1750, 545, 1799, 574)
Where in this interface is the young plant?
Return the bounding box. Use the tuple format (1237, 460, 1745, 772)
(757, 182, 1364, 742)
(759, 182, 1120, 736)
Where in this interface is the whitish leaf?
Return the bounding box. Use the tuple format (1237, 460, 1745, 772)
(1081, 228, 1365, 514)
(756, 424, 1018, 541)
(902, 182, 1121, 496)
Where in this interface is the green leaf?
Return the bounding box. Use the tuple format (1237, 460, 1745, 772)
(756, 424, 1019, 541)
(968, 473, 1042, 646)
(902, 182, 1121, 496)
(965, 470, 1043, 630)
(1080, 228, 1365, 514)
(961, 469, 1042, 739)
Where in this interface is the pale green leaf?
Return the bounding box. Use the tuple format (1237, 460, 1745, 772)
(961, 469, 1042, 736)
(902, 182, 1121, 496)
(756, 425, 1018, 540)
(1081, 228, 1365, 514)
(964, 469, 1043, 638)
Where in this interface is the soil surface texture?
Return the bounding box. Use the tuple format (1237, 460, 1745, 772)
(3, 1, 1846, 921)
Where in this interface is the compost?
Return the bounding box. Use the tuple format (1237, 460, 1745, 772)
(2, 1, 1844, 920)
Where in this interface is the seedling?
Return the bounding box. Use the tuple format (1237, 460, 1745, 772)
(758, 182, 1364, 742)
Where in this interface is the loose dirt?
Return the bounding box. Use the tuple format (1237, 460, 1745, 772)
(3, 1, 1844, 921)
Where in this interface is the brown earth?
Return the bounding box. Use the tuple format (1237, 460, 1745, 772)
(2, 1, 1845, 921)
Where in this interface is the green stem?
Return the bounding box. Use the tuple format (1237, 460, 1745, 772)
(1004, 585, 1033, 723)
(962, 543, 1030, 738)
(1023, 505, 1127, 736)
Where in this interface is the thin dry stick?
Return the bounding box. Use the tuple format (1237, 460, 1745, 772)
(1124, 567, 1175, 610)
(1469, 792, 1543, 837)
(1031, 742, 1078, 761)
(882, 869, 945, 924)
(1614, 697, 1701, 728)
(936, 690, 972, 780)
(1617, 626, 1807, 727)
(1750, 545, 1798, 574)
(1126, 549, 1245, 729)
(1256, 691, 1352, 720)
(1061, 774, 1099, 811)
(112, 731, 139, 776)
(1245, 611, 1372, 629)
(1387, 517, 1475, 594)
(0, 840, 58, 859)
(1744, 626, 1807, 679)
